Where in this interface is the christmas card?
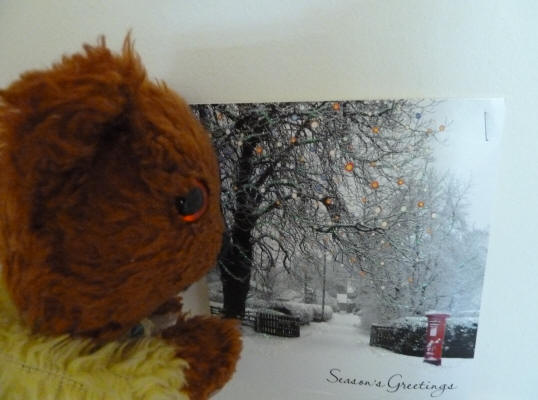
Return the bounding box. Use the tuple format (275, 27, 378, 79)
(192, 98, 504, 400)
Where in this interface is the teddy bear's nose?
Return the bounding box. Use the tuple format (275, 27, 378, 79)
(175, 180, 209, 222)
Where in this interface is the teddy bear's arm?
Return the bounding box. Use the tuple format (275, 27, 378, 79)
(161, 315, 242, 400)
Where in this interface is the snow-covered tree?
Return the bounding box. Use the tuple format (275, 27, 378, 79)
(356, 167, 487, 327)
(193, 100, 441, 318)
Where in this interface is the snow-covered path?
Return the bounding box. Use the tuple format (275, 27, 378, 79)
(215, 313, 476, 400)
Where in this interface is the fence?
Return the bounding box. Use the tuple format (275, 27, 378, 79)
(370, 323, 477, 358)
(210, 305, 300, 338)
(369, 325, 399, 351)
(255, 311, 300, 338)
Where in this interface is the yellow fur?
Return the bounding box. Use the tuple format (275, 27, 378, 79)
(0, 278, 189, 400)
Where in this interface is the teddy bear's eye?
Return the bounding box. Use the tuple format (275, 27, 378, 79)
(175, 181, 209, 222)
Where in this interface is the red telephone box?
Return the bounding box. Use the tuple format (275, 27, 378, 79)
(424, 312, 450, 366)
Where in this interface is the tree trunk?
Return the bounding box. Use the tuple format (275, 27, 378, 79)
(219, 232, 253, 319)
(219, 125, 260, 319)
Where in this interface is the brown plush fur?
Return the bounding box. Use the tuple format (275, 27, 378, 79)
(163, 315, 242, 399)
(0, 36, 241, 398)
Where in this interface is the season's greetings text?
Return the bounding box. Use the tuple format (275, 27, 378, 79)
(326, 368, 457, 397)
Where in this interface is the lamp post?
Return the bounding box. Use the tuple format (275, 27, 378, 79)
(321, 252, 327, 321)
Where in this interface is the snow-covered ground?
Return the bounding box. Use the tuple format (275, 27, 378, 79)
(215, 313, 477, 400)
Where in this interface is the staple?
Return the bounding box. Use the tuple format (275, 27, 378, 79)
(484, 111, 489, 142)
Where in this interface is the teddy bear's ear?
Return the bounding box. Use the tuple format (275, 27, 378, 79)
(0, 35, 145, 182)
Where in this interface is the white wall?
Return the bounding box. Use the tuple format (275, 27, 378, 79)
(1, 1, 537, 398)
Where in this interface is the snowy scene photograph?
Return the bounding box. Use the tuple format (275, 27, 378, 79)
(192, 98, 503, 400)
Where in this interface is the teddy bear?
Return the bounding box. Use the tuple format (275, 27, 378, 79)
(0, 35, 241, 400)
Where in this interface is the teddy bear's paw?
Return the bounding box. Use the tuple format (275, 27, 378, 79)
(161, 315, 242, 400)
